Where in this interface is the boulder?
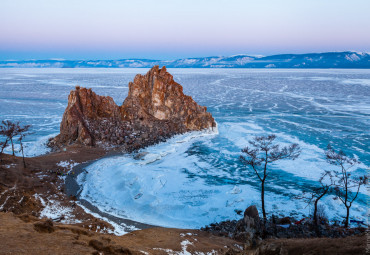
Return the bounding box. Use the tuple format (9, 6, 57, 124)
(244, 205, 260, 222)
(279, 217, 291, 225)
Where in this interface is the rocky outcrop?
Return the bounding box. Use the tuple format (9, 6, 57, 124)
(49, 66, 216, 150)
(122, 66, 214, 131)
(50, 86, 121, 147)
(202, 205, 366, 244)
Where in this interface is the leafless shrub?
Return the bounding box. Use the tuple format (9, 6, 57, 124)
(296, 170, 334, 225)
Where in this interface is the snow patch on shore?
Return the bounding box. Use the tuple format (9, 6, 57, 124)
(75, 202, 135, 236)
(34, 194, 82, 224)
(57, 160, 79, 171)
(153, 239, 217, 255)
(3, 164, 16, 169)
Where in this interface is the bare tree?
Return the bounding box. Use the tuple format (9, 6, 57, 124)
(17, 124, 31, 168)
(297, 171, 334, 225)
(326, 145, 368, 228)
(0, 140, 8, 162)
(240, 134, 301, 220)
(0, 120, 19, 156)
(0, 139, 8, 153)
(0, 121, 32, 164)
(0, 126, 9, 161)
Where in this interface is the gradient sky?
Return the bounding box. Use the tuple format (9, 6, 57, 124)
(1, 0, 369, 60)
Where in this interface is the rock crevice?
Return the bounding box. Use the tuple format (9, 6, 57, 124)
(49, 66, 216, 151)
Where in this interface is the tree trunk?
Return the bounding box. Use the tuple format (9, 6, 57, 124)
(345, 206, 350, 228)
(10, 137, 14, 156)
(21, 143, 26, 168)
(1, 139, 8, 154)
(313, 199, 318, 225)
(22, 155, 26, 168)
(261, 180, 266, 221)
(0, 140, 6, 162)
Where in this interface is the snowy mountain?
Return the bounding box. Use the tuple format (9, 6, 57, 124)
(1, 52, 369, 68)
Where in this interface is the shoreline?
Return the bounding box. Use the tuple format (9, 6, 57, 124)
(0, 149, 366, 254)
(63, 126, 220, 233)
(64, 150, 156, 232)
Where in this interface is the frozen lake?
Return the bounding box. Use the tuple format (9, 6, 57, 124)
(0, 68, 369, 228)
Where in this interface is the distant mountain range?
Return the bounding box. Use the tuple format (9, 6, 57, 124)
(1, 51, 369, 68)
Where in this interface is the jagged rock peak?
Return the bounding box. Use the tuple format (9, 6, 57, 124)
(123, 66, 215, 130)
(49, 66, 216, 150)
(52, 86, 121, 146)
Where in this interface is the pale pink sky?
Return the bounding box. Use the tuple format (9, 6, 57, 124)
(0, 0, 369, 60)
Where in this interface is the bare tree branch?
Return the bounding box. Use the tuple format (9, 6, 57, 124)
(240, 134, 301, 220)
(326, 144, 366, 227)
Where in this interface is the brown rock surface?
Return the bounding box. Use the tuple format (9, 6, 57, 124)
(0, 148, 114, 233)
(122, 65, 215, 130)
(0, 212, 243, 255)
(49, 66, 216, 150)
(0, 212, 365, 255)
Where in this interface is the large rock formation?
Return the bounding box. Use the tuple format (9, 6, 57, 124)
(49, 66, 216, 151)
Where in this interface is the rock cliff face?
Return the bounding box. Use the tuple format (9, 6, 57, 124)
(49, 66, 216, 151)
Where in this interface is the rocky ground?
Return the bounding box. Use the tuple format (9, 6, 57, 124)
(0, 150, 245, 254)
(0, 212, 243, 255)
(0, 151, 367, 255)
(251, 235, 367, 255)
(0, 146, 114, 232)
(202, 205, 367, 254)
(202, 206, 366, 241)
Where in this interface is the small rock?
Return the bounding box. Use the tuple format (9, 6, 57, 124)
(134, 152, 149, 160)
(279, 217, 291, 225)
(34, 219, 54, 233)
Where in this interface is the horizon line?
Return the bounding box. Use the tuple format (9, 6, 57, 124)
(1, 50, 368, 62)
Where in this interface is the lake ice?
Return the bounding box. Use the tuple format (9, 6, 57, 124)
(0, 68, 368, 228)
